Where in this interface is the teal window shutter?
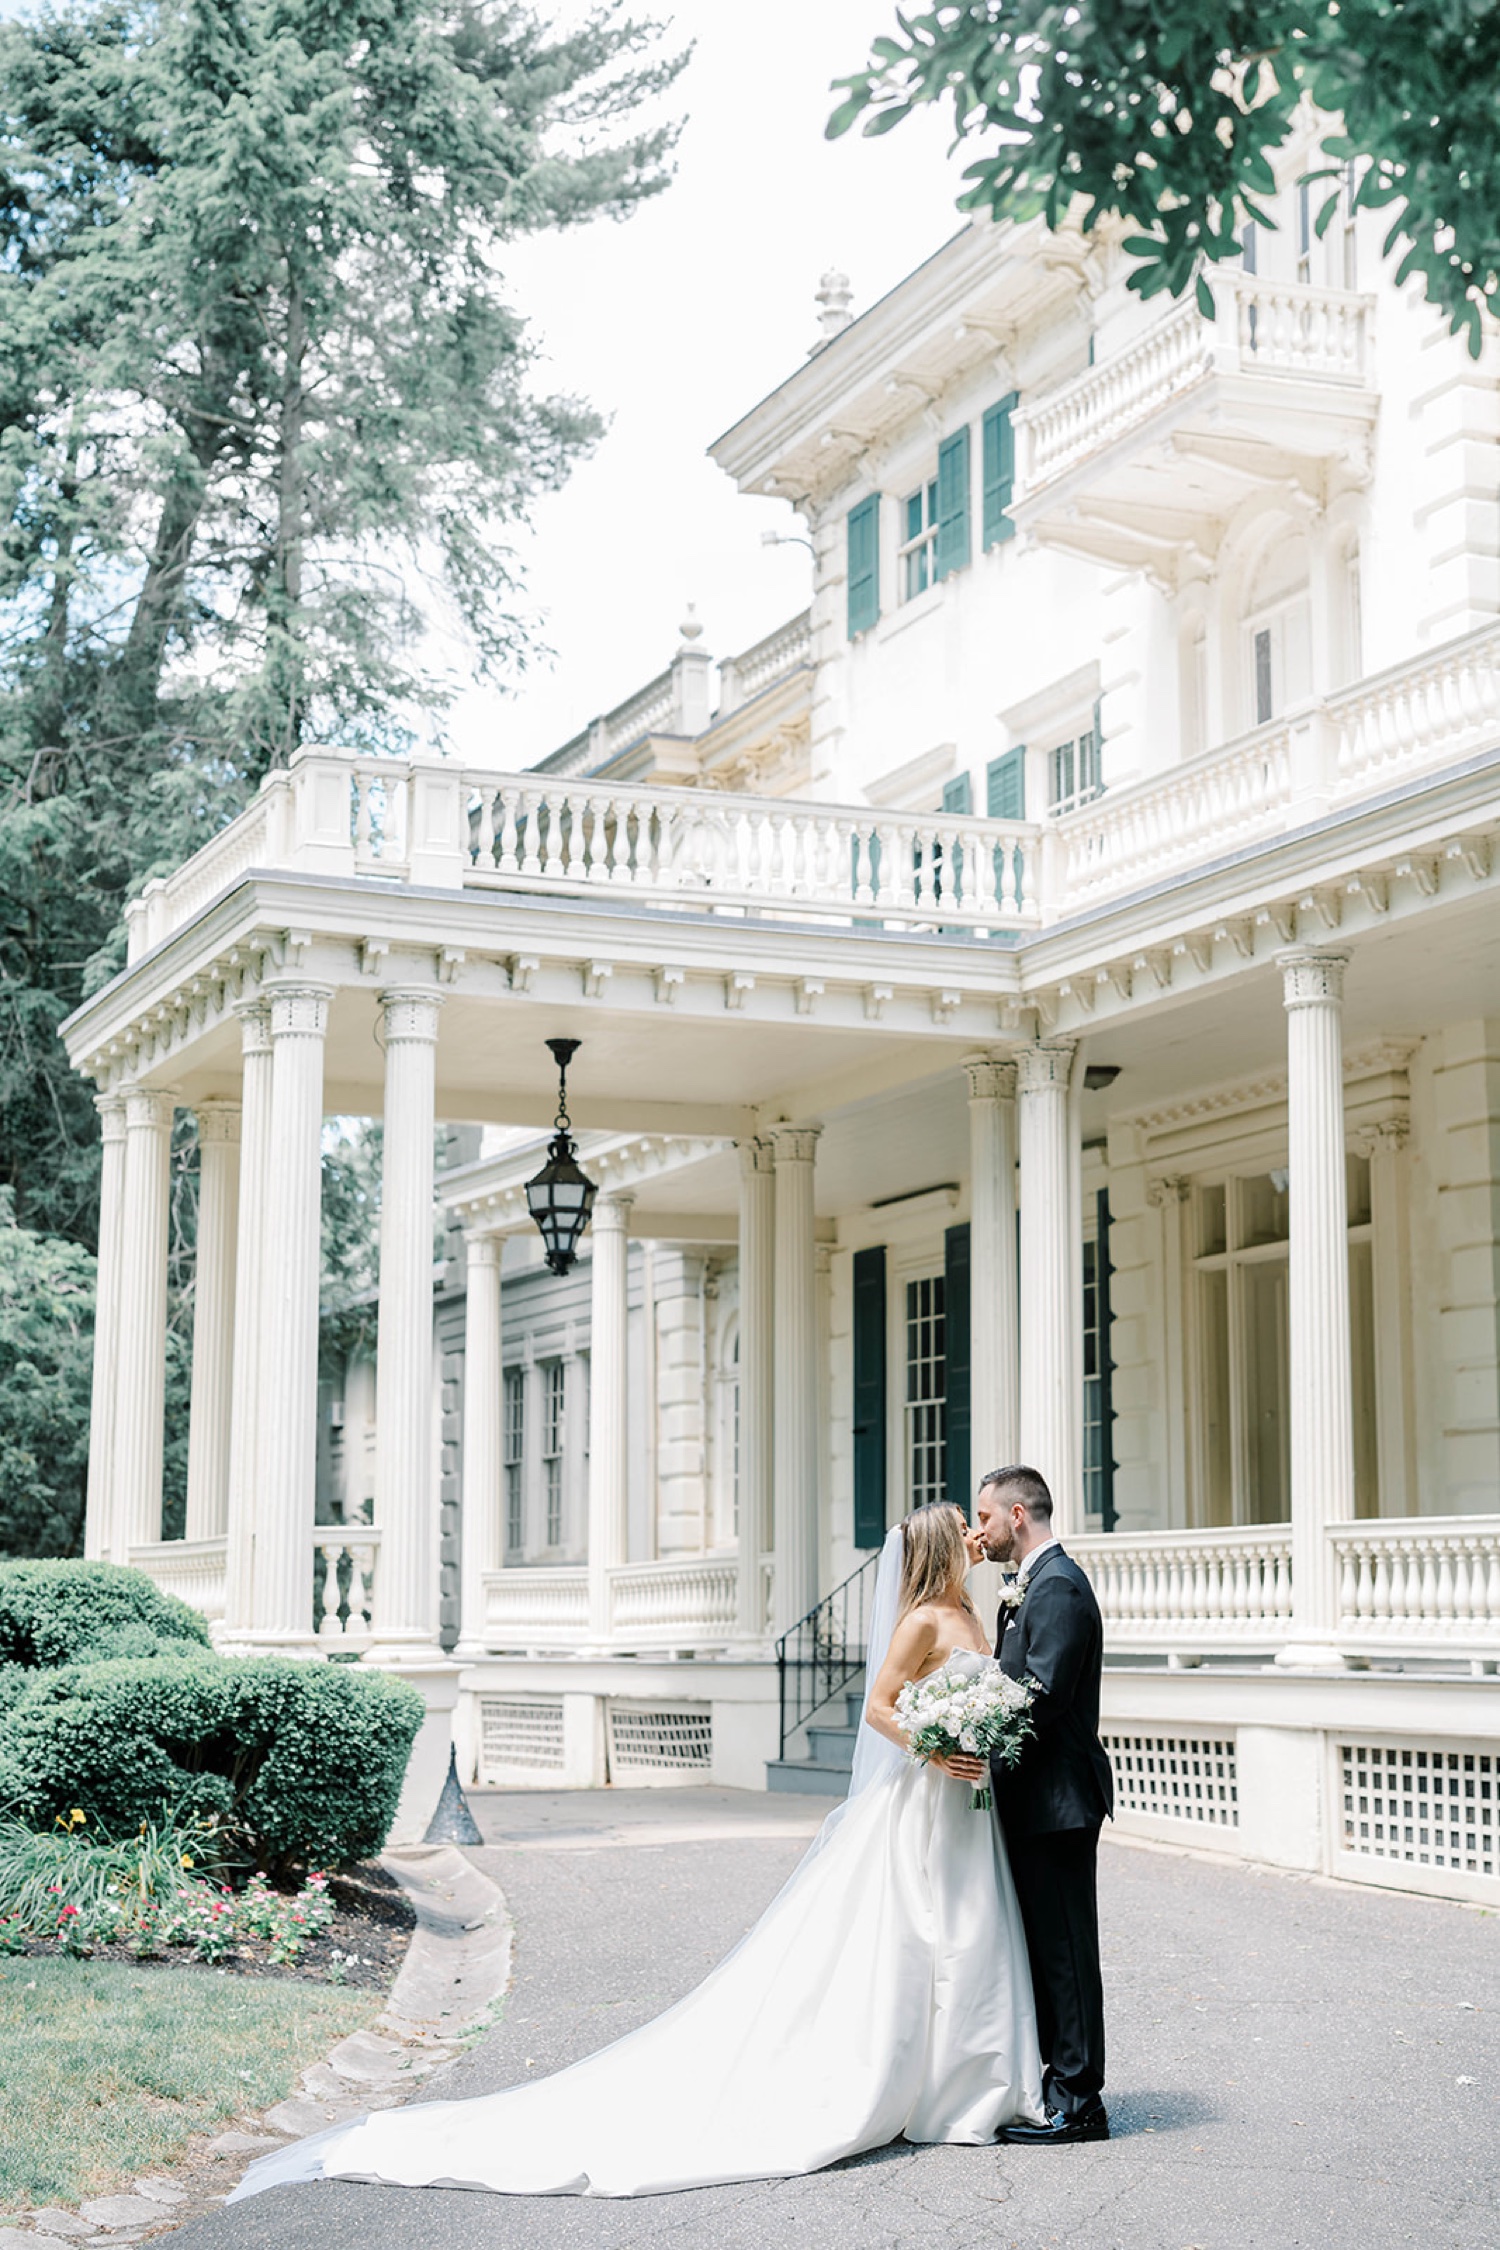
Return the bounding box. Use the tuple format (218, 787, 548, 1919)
(934, 427, 971, 580)
(846, 494, 880, 637)
(941, 772, 972, 816)
(852, 1246, 887, 1549)
(982, 393, 1018, 548)
(986, 744, 1026, 820)
(943, 1224, 971, 1512)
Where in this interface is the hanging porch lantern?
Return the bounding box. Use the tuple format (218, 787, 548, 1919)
(526, 1038, 598, 1275)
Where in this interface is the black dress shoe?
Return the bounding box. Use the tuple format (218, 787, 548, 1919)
(998, 2106, 1110, 2145)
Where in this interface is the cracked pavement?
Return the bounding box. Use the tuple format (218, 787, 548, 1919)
(163, 1787, 1500, 2250)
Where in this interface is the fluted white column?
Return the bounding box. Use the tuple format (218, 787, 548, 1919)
(114, 1087, 174, 1558)
(456, 1233, 503, 1657)
(771, 1125, 821, 1636)
(587, 1194, 633, 1641)
(224, 1002, 273, 1636)
(246, 984, 329, 1650)
(1018, 1041, 1080, 1535)
(966, 1057, 1020, 1484)
(184, 1102, 240, 1541)
(84, 1094, 128, 1561)
(367, 987, 444, 1665)
(1277, 948, 1354, 1667)
(736, 1137, 775, 1638)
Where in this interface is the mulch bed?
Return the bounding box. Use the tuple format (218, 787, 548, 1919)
(10, 1864, 416, 1989)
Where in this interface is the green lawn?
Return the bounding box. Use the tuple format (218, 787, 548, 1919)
(0, 1955, 380, 2207)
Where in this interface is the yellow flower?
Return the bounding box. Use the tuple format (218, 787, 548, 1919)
(181, 1856, 194, 1869)
(69, 1809, 86, 1827)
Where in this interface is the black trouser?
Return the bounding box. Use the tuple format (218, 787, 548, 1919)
(1007, 1823, 1105, 2117)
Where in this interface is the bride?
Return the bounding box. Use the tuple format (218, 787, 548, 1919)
(233, 1502, 1045, 2202)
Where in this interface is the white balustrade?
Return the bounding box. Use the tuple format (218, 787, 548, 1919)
(1017, 276, 1372, 495)
(1057, 721, 1294, 905)
(128, 1536, 229, 1623)
(607, 1554, 739, 1640)
(312, 1524, 380, 1647)
(719, 611, 813, 713)
(1069, 1526, 1293, 1656)
(1332, 621, 1500, 795)
(482, 1565, 590, 1643)
(1333, 1518, 1500, 1664)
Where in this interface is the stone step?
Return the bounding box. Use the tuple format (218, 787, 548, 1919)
(764, 1757, 853, 1796)
(806, 1724, 857, 1768)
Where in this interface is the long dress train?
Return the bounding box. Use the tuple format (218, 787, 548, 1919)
(232, 1660, 1044, 2200)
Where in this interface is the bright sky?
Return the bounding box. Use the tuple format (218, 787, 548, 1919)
(445, 1, 974, 768)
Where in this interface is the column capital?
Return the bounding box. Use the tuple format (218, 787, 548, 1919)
(593, 1191, 635, 1233)
(1016, 1039, 1077, 1096)
(1352, 1116, 1410, 1159)
(378, 986, 444, 1043)
(465, 1232, 504, 1269)
(195, 1100, 242, 1148)
(1278, 947, 1350, 1009)
(267, 982, 333, 1040)
(964, 1055, 1018, 1103)
(738, 1135, 777, 1179)
(233, 996, 274, 1057)
(1147, 1173, 1192, 1208)
(94, 1091, 128, 1141)
(123, 1086, 176, 1133)
(768, 1122, 822, 1165)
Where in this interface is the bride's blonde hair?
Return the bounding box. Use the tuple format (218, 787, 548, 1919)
(898, 1503, 975, 1621)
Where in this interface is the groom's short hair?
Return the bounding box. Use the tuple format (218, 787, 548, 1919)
(978, 1465, 1053, 1521)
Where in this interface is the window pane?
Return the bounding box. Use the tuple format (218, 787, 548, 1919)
(1347, 1151, 1372, 1228)
(1241, 1258, 1290, 1523)
(1196, 1268, 1232, 1527)
(904, 1275, 947, 1508)
(905, 491, 923, 542)
(1240, 1173, 1290, 1249)
(1350, 1239, 1379, 1517)
(1198, 1183, 1227, 1258)
(1254, 627, 1274, 724)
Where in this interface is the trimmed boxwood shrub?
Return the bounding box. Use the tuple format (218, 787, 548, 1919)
(8, 1654, 424, 1872)
(0, 1560, 211, 1669)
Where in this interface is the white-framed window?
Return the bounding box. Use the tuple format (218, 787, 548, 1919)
(1189, 1159, 1376, 1526)
(542, 1359, 565, 1549)
(713, 1320, 741, 1547)
(905, 1273, 947, 1508)
(503, 1366, 525, 1556)
(1296, 180, 1313, 284)
(1047, 724, 1103, 815)
(1339, 161, 1359, 289)
(1246, 600, 1312, 726)
(900, 478, 939, 600)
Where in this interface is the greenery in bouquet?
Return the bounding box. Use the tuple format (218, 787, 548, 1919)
(894, 1660, 1038, 1809)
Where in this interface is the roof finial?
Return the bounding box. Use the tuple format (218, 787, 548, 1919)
(679, 603, 704, 644)
(813, 268, 854, 349)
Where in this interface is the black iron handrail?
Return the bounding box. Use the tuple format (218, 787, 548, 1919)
(776, 1549, 883, 1760)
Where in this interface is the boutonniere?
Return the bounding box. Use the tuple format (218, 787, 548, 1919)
(996, 1577, 1026, 1615)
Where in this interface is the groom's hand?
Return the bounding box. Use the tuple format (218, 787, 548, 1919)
(932, 1751, 988, 1783)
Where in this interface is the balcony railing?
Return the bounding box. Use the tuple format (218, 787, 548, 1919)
(479, 1555, 744, 1648)
(1056, 619, 1500, 910)
(1333, 1518, 1500, 1665)
(1070, 1526, 1293, 1658)
(1016, 272, 1374, 494)
(123, 609, 1500, 968)
(128, 1536, 229, 1624)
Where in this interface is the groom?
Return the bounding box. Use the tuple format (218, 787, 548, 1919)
(972, 1464, 1113, 2145)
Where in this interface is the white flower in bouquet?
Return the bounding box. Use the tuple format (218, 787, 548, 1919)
(893, 1658, 1037, 1809)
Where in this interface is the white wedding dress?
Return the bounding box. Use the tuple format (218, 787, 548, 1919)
(232, 1545, 1044, 2203)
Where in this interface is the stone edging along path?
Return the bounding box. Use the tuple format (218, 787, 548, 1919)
(0, 1846, 513, 2249)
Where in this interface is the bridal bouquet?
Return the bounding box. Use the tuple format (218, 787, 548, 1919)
(894, 1659, 1037, 1811)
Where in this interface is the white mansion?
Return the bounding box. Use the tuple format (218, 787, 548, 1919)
(65, 137, 1500, 1902)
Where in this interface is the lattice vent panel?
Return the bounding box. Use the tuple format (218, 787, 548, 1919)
(608, 1703, 712, 1777)
(1341, 1742, 1497, 1878)
(479, 1696, 565, 1779)
(1104, 1730, 1239, 1827)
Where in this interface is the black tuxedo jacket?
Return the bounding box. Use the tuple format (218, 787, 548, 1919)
(992, 1543, 1114, 1838)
